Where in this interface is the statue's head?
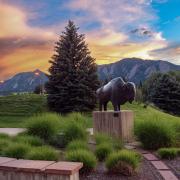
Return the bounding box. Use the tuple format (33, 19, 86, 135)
(125, 82, 136, 103)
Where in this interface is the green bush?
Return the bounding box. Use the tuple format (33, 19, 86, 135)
(94, 133, 123, 150)
(157, 148, 180, 159)
(135, 120, 176, 150)
(66, 140, 89, 151)
(66, 112, 89, 128)
(94, 133, 111, 145)
(13, 135, 44, 146)
(95, 143, 112, 161)
(65, 149, 97, 173)
(0, 133, 10, 139)
(63, 121, 87, 145)
(26, 146, 59, 161)
(106, 150, 141, 176)
(26, 113, 60, 141)
(3, 142, 30, 159)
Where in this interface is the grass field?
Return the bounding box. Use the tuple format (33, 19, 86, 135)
(0, 94, 179, 128)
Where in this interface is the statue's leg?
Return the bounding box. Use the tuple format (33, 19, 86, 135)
(113, 103, 119, 111)
(118, 104, 121, 111)
(99, 102, 103, 111)
(104, 102, 108, 111)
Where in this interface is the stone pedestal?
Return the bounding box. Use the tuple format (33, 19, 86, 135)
(93, 111, 134, 142)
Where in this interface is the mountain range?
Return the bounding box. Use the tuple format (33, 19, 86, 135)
(0, 58, 180, 94)
(0, 69, 48, 95)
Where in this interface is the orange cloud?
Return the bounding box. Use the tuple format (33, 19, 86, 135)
(0, 2, 55, 80)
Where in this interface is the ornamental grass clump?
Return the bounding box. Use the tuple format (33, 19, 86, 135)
(157, 147, 180, 159)
(66, 140, 89, 151)
(13, 135, 44, 146)
(3, 142, 30, 159)
(94, 133, 123, 151)
(26, 146, 59, 161)
(63, 121, 87, 145)
(135, 119, 176, 150)
(66, 112, 89, 128)
(26, 113, 60, 141)
(106, 150, 141, 176)
(94, 133, 112, 145)
(65, 149, 97, 173)
(95, 143, 113, 161)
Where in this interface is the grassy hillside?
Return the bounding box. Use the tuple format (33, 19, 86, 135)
(0, 94, 179, 128)
(0, 94, 47, 116)
(0, 94, 47, 127)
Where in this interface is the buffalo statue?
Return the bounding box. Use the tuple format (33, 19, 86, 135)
(96, 77, 136, 111)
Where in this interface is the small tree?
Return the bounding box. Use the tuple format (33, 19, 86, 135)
(46, 21, 99, 113)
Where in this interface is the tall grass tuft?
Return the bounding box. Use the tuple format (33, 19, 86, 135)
(106, 150, 141, 176)
(26, 113, 61, 141)
(13, 135, 44, 146)
(65, 149, 97, 173)
(3, 142, 30, 159)
(63, 121, 87, 145)
(66, 140, 89, 151)
(26, 146, 59, 161)
(135, 119, 176, 150)
(95, 143, 113, 161)
(157, 147, 180, 159)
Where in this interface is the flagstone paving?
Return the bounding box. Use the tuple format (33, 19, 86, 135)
(0, 128, 25, 136)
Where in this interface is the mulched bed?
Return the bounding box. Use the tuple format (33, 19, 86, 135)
(80, 159, 163, 180)
(163, 157, 180, 179)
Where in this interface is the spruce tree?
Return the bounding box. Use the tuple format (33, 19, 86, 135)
(152, 74, 180, 115)
(46, 21, 99, 113)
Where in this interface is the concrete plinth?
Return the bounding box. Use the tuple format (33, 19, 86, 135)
(93, 111, 134, 142)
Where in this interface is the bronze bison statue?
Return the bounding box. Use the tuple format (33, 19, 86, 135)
(96, 77, 136, 111)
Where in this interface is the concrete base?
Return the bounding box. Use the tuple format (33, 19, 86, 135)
(93, 111, 134, 142)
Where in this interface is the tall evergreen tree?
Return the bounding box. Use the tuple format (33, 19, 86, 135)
(46, 21, 99, 113)
(152, 74, 180, 115)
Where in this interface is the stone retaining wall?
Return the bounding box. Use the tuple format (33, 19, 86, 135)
(0, 157, 83, 180)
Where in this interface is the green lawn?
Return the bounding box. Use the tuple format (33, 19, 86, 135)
(0, 94, 179, 128)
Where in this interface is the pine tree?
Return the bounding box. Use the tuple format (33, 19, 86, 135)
(46, 21, 99, 113)
(152, 74, 180, 115)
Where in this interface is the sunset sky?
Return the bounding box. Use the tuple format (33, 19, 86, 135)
(0, 0, 180, 80)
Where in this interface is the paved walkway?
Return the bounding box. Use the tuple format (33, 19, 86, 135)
(127, 142, 179, 180)
(0, 128, 25, 136)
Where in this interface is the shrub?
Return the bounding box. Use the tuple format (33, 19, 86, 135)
(65, 149, 97, 173)
(66, 112, 89, 128)
(0, 133, 10, 139)
(66, 140, 89, 151)
(135, 120, 176, 150)
(13, 135, 43, 146)
(63, 121, 87, 145)
(95, 143, 112, 161)
(157, 148, 180, 159)
(3, 143, 30, 159)
(94, 133, 111, 145)
(94, 133, 123, 150)
(106, 150, 141, 176)
(26, 113, 60, 141)
(26, 146, 59, 161)
(0, 139, 12, 155)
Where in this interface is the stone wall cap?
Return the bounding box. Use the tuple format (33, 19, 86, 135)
(0, 157, 16, 165)
(44, 161, 83, 175)
(93, 110, 133, 113)
(0, 159, 55, 173)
